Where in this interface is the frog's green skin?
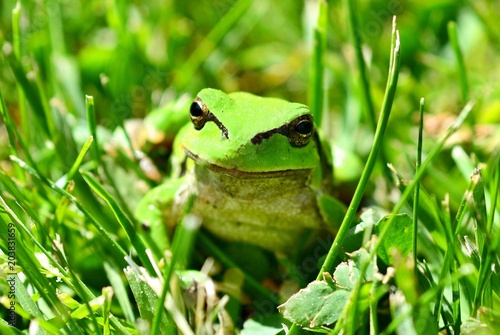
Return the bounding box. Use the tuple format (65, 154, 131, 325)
(135, 88, 345, 252)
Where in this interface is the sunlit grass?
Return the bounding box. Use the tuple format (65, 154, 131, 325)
(0, 0, 499, 334)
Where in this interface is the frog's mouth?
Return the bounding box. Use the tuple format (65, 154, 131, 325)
(184, 149, 312, 179)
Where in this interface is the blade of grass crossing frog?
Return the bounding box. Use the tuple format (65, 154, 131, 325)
(287, 22, 402, 335)
(169, 200, 201, 272)
(316, 17, 401, 280)
(340, 20, 411, 335)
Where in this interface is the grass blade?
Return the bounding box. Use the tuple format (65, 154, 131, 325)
(1, 42, 50, 137)
(344, 0, 376, 130)
(287, 16, 401, 335)
(318, 17, 401, 279)
(80, 170, 155, 274)
(308, 0, 327, 126)
(103, 262, 136, 323)
(448, 21, 469, 105)
(151, 212, 201, 335)
(413, 98, 424, 273)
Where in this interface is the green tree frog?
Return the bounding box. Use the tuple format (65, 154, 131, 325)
(135, 88, 346, 252)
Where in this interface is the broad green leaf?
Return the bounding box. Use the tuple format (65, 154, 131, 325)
(374, 214, 413, 265)
(332, 248, 375, 290)
(392, 171, 447, 251)
(278, 281, 350, 327)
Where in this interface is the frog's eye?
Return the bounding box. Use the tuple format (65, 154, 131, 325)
(250, 114, 314, 147)
(287, 114, 314, 147)
(190, 97, 229, 138)
(190, 98, 210, 130)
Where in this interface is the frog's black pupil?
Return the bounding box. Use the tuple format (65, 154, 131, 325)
(295, 120, 312, 135)
(190, 102, 203, 117)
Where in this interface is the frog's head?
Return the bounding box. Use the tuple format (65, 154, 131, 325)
(182, 88, 320, 175)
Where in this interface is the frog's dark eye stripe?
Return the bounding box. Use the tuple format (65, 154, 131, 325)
(190, 97, 229, 139)
(251, 114, 314, 147)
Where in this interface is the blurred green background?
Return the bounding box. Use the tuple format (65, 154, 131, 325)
(2, 0, 498, 120)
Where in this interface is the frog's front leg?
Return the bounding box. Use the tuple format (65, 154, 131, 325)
(135, 177, 187, 250)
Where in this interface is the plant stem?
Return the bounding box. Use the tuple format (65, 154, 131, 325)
(287, 16, 401, 335)
(413, 98, 424, 277)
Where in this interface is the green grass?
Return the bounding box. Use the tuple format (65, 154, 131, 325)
(1, 0, 499, 334)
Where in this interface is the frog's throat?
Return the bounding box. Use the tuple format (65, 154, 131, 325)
(184, 149, 313, 179)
